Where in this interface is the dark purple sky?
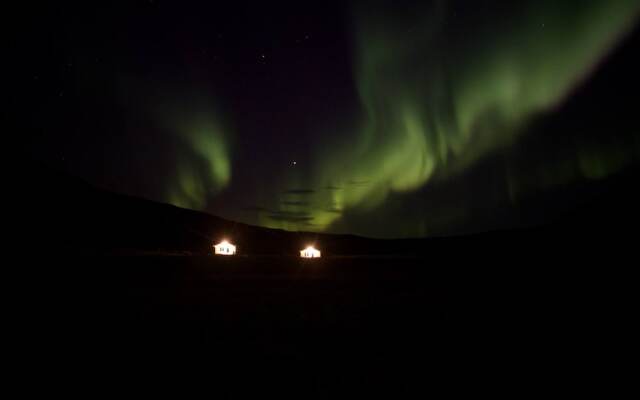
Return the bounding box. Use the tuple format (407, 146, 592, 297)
(19, 0, 640, 238)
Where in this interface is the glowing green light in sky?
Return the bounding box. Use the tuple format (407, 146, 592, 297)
(164, 106, 231, 210)
(170, 0, 638, 237)
(276, 0, 639, 236)
(168, 126, 230, 210)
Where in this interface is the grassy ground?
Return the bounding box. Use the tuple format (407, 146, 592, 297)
(12, 251, 629, 395)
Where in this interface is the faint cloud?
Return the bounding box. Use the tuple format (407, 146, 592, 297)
(282, 201, 309, 206)
(268, 215, 315, 223)
(242, 206, 271, 213)
(283, 189, 315, 194)
(267, 210, 314, 223)
(347, 180, 371, 186)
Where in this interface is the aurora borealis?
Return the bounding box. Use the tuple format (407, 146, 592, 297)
(24, 0, 640, 238)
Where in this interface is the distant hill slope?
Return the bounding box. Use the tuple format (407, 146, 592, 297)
(21, 163, 640, 255)
(21, 164, 409, 255)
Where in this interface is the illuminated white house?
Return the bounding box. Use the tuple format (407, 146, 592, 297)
(300, 246, 321, 258)
(214, 240, 236, 255)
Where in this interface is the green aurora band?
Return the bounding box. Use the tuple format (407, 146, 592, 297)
(159, 94, 232, 210)
(119, 73, 233, 211)
(168, 118, 231, 210)
(255, 0, 639, 236)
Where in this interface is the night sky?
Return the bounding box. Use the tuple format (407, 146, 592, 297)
(21, 0, 640, 238)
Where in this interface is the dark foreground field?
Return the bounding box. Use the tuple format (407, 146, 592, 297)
(12, 166, 636, 394)
(14, 249, 629, 395)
